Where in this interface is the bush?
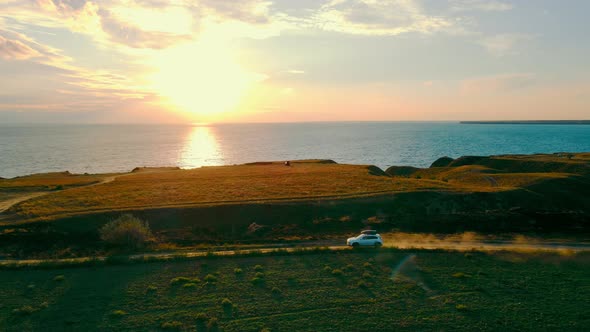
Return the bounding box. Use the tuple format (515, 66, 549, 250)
(195, 312, 208, 322)
(251, 277, 264, 286)
(204, 274, 217, 283)
(331, 269, 343, 276)
(99, 214, 154, 248)
(254, 265, 264, 271)
(53, 275, 65, 282)
(12, 305, 36, 315)
(343, 264, 354, 271)
(452, 272, 471, 279)
(111, 310, 127, 317)
(456, 304, 468, 311)
(207, 317, 219, 330)
(356, 280, 369, 289)
(271, 287, 282, 296)
(234, 268, 243, 274)
(146, 285, 158, 293)
(161, 321, 183, 330)
(170, 276, 200, 285)
(222, 298, 233, 309)
(255, 272, 265, 279)
(183, 283, 197, 288)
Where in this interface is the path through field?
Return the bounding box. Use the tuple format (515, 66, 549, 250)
(0, 175, 121, 215)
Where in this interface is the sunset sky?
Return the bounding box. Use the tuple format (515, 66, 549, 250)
(1, 0, 589, 123)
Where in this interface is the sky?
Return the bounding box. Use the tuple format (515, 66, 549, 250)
(0, 0, 589, 123)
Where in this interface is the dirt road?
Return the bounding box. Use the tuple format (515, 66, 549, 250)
(1, 239, 588, 268)
(0, 175, 121, 215)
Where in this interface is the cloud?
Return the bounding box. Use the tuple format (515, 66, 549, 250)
(0, 34, 41, 60)
(305, 0, 453, 36)
(461, 73, 536, 94)
(478, 33, 532, 56)
(98, 9, 192, 49)
(285, 69, 305, 74)
(194, 0, 273, 24)
(450, 0, 513, 12)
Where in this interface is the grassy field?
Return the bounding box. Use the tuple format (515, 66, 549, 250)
(4, 161, 454, 222)
(0, 249, 588, 331)
(0, 172, 110, 192)
(4, 154, 588, 223)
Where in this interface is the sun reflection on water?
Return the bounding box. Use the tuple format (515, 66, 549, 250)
(179, 125, 223, 168)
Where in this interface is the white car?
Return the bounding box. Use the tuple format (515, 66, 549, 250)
(346, 232, 383, 248)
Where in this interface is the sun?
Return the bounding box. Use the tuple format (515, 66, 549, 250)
(150, 33, 264, 117)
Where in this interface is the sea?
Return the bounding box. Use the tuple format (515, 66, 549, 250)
(1, 122, 589, 178)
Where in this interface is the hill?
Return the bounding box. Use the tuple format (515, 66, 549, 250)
(0, 154, 589, 258)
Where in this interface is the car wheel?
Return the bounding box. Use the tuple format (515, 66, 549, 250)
(374, 242, 382, 248)
(352, 243, 359, 248)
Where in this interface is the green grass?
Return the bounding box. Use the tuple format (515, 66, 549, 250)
(0, 250, 588, 331)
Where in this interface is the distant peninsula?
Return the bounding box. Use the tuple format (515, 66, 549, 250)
(461, 120, 590, 125)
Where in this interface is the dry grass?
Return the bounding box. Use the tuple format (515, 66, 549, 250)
(4, 154, 588, 222)
(0, 172, 110, 192)
(8, 162, 453, 220)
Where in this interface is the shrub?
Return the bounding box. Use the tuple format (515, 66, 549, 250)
(53, 275, 65, 282)
(456, 304, 468, 311)
(254, 265, 264, 271)
(99, 214, 154, 248)
(207, 317, 219, 330)
(363, 262, 373, 269)
(452, 272, 471, 279)
(183, 283, 197, 288)
(161, 321, 183, 330)
(170, 277, 193, 285)
(221, 298, 233, 308)
(12, 305, 36, 315)
(323, 265, 332, 272)
(251, 277, 264, 286)
(146, 285, 158, 293)
(255, 272, 265, 279)
(362, 272, 372, 279)
(195, 312, 208, 322)
(234, 268, 243, 274)
(271, 287, 282, 296)
(331, 269, 343, 276)
(204, 274, 217, 283)
(111, 310, 127, 317)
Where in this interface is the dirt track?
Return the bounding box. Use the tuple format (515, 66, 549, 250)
(1, 239, 588, 267)
(0, 175, 121, 215)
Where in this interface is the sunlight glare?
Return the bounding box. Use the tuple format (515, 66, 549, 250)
(151, 30, 266, 117)
(179, 125, 223, 168)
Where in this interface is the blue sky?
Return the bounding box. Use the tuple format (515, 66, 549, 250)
(0, 0, 589, 123)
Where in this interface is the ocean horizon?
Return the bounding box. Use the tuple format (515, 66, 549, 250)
(1, 121, 589, 178)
